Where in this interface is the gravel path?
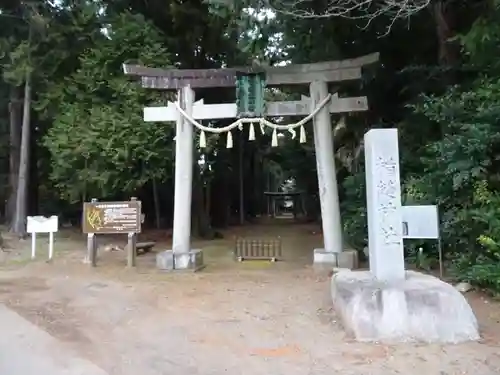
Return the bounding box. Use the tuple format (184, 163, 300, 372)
(0, 303, 109, 375)
(0, 261, 499, 375)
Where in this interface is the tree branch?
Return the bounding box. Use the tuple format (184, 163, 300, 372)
(265, 0, 432, 33)
(267, 0, 431, 19)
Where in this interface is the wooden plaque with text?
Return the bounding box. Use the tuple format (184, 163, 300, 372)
(82, 201, 141, 234)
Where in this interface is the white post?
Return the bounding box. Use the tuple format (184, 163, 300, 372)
(48, 232, 54, 260)
(31, 233, 36, 259)
(364, 128, 405, 282)
(310, 80, 343, 253)
(172, 86, 195, 260)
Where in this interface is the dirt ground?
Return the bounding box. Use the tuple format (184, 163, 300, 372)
(1, 222, 500, 375)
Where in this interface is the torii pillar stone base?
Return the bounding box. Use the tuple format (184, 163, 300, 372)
(313, 249, 359, 270)
(156, 249, 205, 272)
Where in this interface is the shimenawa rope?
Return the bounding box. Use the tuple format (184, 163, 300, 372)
(173, 94, 332, 148)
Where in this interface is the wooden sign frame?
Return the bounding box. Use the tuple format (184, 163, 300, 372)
(84, 198, 141, 268)
(82, 200, 141, 234)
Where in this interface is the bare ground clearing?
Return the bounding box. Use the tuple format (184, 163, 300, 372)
(0, 223, 500, 375)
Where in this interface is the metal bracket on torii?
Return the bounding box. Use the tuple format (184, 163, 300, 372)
(123, 53, 379, 270)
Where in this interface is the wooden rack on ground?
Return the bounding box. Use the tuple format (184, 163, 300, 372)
(234, 236, 282, 262)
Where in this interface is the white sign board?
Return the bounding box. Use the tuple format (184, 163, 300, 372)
(26, 215, 59, 260)
(27, 215, 59, 233)
(402, 205, 439, 239)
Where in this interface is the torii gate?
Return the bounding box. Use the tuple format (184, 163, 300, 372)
(123, 53, 379, 270)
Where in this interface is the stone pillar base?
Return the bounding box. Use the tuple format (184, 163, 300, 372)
(331, 270, 479, 343)
(313, 248, 359, 270)
(156, 249, 204, 272)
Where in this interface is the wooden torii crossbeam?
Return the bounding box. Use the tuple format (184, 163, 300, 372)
(123, 53, 379, 90)
(144, 95, 368, 122)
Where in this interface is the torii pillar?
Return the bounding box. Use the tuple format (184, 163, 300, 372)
(171, 86, 196, 263)
(310, 80, 350, 268)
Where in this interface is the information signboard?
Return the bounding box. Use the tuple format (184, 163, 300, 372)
(82, 201, 141, 234)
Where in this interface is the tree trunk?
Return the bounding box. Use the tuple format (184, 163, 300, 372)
(248, 147, 260, 218)
(82, 158, 88, 202)
(11, 72, 31, 237)
(29, 117, 38, 216)
(6, 86, 21, 224)
(192, 164, 213, 239)
(266, 160, 271, 215)
(210, 171, 229, 228)
(152, 177, 161, 229)
(238, 132, 244, 225)
(3, 5, 24, 221)
(210, 146, 231, 228)
(205, 179, 211, 218)
(431, 0, 460, 65)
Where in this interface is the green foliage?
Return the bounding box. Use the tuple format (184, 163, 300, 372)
(401, 76, 500, 291)
(457, 0, 500, 73)
(1, 4, 51, 86)
(339, 3, 500, 294)
(42, 12, 173, 201)
(2, 39, 32, 85)
(449, 182, 500, 292)
(341, 170, 367, 249)
(409, 67, 500, 277)
(406, 247, 435, 272)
